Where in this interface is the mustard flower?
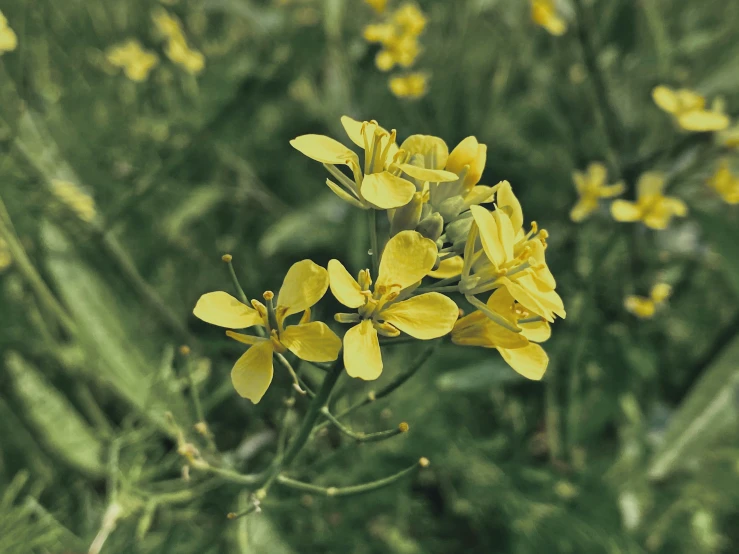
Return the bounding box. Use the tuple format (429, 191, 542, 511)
(152, 8, 205, 75)
(531, 0, 566, 36)
(459, 182, 566, 324)
(389, 72, 428, 99)
(611, 172, 687, 230)
(624, 283, 671, 319)
(193, 260, 341, 403)
(652, 86, 729, 132)
(707, 159, 739, 205)
(329, 231, 459, 380)
(106, 39, 159, 82)
(365, 0, 388, 14)
(453, 288, 551, 380)
(363, 2, 426, 71)
(570, 162, 625, 222)
(0, 10, 17, 54)
(290, 116, 457, 210)
(718, 124, 739, 149)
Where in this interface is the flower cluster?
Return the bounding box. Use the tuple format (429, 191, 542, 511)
(625, 283, 672, 319)
(363, 2, 429, 99)
(193, 116, 566, 404)
(0, 10, 17, 55)
(152, 8, 205, 75)
(652, 86, 729, 132)
(707, 159, 739, 205)
(106, 39, 159, 82)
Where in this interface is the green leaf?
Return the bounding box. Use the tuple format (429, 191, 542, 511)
(648, 333, 739, 480)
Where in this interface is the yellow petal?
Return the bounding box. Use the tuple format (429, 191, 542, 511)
(650, 283, 672, 304)
(326, 179, 366, 209)
(637, 172, 666, 198)
(599, 182, 626, 198)
(328, 259, 366, 308)
(495, 181, 523, 232)
(290, 134, 357, 164)
(428, 256, 463, 279)
(652, 85, 679, 114)
(340, 116, 365, 148)
(520, 320, 551, 343)
(677, 110, 730, 132)
(0, 26, 18, 52)
(611, 200, 642, 222)
(587, 162, 607, 187)
(446, 136, 487, 190)
(398, 164, 459, 183)
(231, 340, 274, 403)
(381, 292, 458, 339)
(376, 230, 437, 291)
(226, 331, 262, 346)
(343, 319, 383, 380)
(399, 135, 448, 169)
(277, 260, 329, 318)
(193, 292, 263, 329)
(624, 296, 655, 318)
(663, 197, 688, 217)
(361, 172, 416, 209)
(498, 343, 548, 380)
(470, 205, 505, 268)
(570, 197, 598, 222)
(280, 321, 342, 362)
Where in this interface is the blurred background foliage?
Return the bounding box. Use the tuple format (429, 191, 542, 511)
(1, 0, 738, 552)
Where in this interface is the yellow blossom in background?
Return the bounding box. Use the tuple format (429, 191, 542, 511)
(364, 2, 426, 71)
(707, 159, 739, 204)
(0, 237, 12, 272)
(365, 0, 388, 14)
(51, 179, 97, 223)
(611, 172, 687, 230)
(389, 72, 428, 99)
(460, 181, 566, 324)
(718, 124, 739, 149)
(652, 85, 730, 132)
(105, 39, 159, 82)
(193, 260, 341, 403)
(152, 8, 205, 75)
(329, 231, 458, 380)
(0, 10, 17, 54)
(290, 116, 457, 210)
(453, 288, 551, 380)
(624, 283, 672, 319)
(570, 162, 625, 222)
(531, 0, 566, 36)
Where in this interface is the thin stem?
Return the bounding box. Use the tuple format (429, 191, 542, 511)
(281, 359, 345, 468)
(225, 257, 266, 338)
(416, 285, 459, 294)
(320, 407, 408, 442)
(368, 209, 379, 277)
(276, 459, 427, 497)
(430, 274, 462, 288)
(275, 353, 309, 396)
(191, 462, 265, 486)
(184, 356, 217, 451)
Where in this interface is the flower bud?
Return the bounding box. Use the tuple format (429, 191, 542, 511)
(416, 213, 444, 241)
(437, 196, 465, 221)
(390, 191, 424, 236)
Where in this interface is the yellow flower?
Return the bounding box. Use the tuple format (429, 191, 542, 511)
(718, 124, 739, 149)
(51, 179, 97, 222)
(570, 162, 625, 222)
(365, 0, 388, 14)
(363, 2, 426, 71)
(624, 283, 671, 319)
(707, 159, 739, 205)
(152, 8, 205, 75)
(389, 72, 428, 99)
(453, 288, 551, 380)
(0, 237, 12, 272)
(329, 231, 458, 380)
(652, 86, 730, 132)
(531, 0, 566, 36)
(459, 181, 566, 323)
(444, 136, 488, 195)
(290, 116, 457, 210)
(0, 10, 17, 54)
(193, 260, 341, 403)
(106, 39, 159, 82)
(611, 172, 687, 230)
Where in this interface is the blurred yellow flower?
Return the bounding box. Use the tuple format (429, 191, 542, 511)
(453, 288, 551, 380)
(291, 116, 457, 210)
(625, 283, 671, 319)
(51, 179, 97, 222)
(707, 159, 739, 204)
(718, 124, 739, 149)
(106, 39, 159, 82)
(329, 231, 458, 380)
(193, 260, 341, 403)
(460, 182, 566, 324)
(570, 162, 625, 222)
(389, 72, 428, 99)
(364, 2, 426, 71)
(0, 10, 17, 54)
(152, 8, 205, 75)
(652, 85, 730, 132)
(0, 237, 12, 272)
(531, 0, 566, 36)
(611, 172, 687, 230)
(365, 0, 388, 14)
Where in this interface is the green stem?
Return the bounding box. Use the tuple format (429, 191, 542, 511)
(416, 285, 459, 294)
(319, 407, 408, 442)
(184, 357, 217, 451)
(430, 274, 462, 288)
(276, 459, 426, 497)
(226, 257, 266, 338)
(192, 463, 265, 486)
(368, 208, 380, 277)
(276, 353, 310, 396)
(281, 359, 345, 468)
